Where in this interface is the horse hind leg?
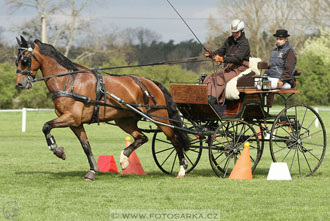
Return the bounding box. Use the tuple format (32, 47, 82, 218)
(115, 118, 148, 170)
(157, 124, 188, 178)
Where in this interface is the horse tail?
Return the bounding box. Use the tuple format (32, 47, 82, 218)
(152, 80, 190, 151)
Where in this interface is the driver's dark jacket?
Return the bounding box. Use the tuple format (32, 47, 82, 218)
(211, 32, 250, 65)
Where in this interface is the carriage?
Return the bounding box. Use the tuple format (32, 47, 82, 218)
(15, 36, 326, 180)
(150, 65, 327, 178)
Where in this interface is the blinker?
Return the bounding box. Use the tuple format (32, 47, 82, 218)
(21, 56, 30, 67)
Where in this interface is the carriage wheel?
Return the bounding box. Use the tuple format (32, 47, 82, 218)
(209, 119, 262, 178)
(151, 131, 203, 175)
(269, 104, 326, 177)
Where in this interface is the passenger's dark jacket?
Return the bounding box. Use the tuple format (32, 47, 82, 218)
(212, 32, 250, 65)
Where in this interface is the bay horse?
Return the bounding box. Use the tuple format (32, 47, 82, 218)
(15, 36, 190, 180)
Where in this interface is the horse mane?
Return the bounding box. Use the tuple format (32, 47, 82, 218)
(34, 39, 79, 71)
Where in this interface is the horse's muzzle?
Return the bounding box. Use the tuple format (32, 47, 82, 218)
(16, 80, 33, 89)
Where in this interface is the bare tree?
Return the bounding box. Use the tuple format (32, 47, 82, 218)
(5, 0, 63, 43)
(5, 0, 96, 56)
(63, 0, 90, 56)
(206, 0, 329, 60)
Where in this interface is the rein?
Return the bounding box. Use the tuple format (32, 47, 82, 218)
(31, 56, 208, 82)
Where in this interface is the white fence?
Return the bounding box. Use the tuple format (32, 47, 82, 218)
(0, 108, 53, 132)
(0, 107, 330, 133)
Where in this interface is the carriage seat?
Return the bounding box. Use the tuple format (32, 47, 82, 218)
(225, 57, 261, 100)
(257, 61, 301, 88)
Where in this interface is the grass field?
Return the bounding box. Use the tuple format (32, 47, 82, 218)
(1, 108, 330, 220)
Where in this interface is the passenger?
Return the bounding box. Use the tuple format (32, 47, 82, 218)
(265, 29, 296, 89)
(204, 19, 250, 104)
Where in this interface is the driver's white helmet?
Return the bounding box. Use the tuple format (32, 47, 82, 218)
(230, 19, 244, 32)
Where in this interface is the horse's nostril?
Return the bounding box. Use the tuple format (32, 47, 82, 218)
(16, 83, 23, 88)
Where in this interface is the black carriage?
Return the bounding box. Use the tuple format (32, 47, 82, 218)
(151, 68, 327, 178)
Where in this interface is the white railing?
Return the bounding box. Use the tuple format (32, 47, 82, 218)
(0, 107, 329, 132)
(0, 108, 53, 132)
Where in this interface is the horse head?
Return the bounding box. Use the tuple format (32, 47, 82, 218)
(15, 36, 42, 89)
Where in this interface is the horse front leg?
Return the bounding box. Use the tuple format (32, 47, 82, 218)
(42, 112, 80, 160)
(70, 125, 99, 181)
(42, 118, 69, 160)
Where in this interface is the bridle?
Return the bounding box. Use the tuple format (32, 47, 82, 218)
(16, 45, 41, 82)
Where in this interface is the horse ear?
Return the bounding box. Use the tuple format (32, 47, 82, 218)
(16, 37, 22, 46)
(20, 35, 28, 47)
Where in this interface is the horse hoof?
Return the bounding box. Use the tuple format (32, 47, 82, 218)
(176, 165, 186, 178)
(84, 171, 96, 181)
(53, 146, 66, 160)
(120, 150, 130, 169)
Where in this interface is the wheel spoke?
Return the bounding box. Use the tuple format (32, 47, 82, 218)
(282, 148, 293, 162)
(223, 153, 233, 177)
(300, 140, 323, 148)
(170, 153, 177, 174)
(300, 107, 308, 130)
(288, 148, 297, 172)
(160, 149, 175, 167)
(301, 145, 321, 161)
(300, 129, 323, 140)
(188, 148, 202, 153)
(213, 151, 225, 162)
(155, 138, 172, 144)
(276, 123, 296, 140)
(273, 146, 289, 154)
(296, 145, 301, 176)
(184, 152, 195, 165)
(300, 146, 313, 174)
(155, 146, 175, 155)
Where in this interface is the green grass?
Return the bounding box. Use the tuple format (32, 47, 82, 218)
(1, 108, 330, 221)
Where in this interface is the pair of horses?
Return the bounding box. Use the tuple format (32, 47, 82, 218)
(15, 36, 190, 180)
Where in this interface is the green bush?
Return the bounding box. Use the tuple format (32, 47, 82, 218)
(294, 30, 330, 105)
(0, 62, 17, 108)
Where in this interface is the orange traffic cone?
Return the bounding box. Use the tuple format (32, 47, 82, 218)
(121, 136, 146, 175)
(229, 142, 252, 180)
(97, 155, 119, 173)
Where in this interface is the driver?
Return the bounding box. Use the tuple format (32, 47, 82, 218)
(204, 19, 250, 104)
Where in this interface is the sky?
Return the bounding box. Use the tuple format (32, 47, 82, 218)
(0, 0, 221, 45)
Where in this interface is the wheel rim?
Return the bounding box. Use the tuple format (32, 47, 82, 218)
(270, 104, 327, 177)
(152, 131, 202, 175)
(209, 120, 262, 177)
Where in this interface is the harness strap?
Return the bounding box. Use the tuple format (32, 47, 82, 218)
(52, 91, 125, 110)
(128, 75, 157, 108)
(52, 91, 166, 111)
(90, 70, 106, 124)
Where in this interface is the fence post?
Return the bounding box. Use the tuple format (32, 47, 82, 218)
(22, 108, 26, 132)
